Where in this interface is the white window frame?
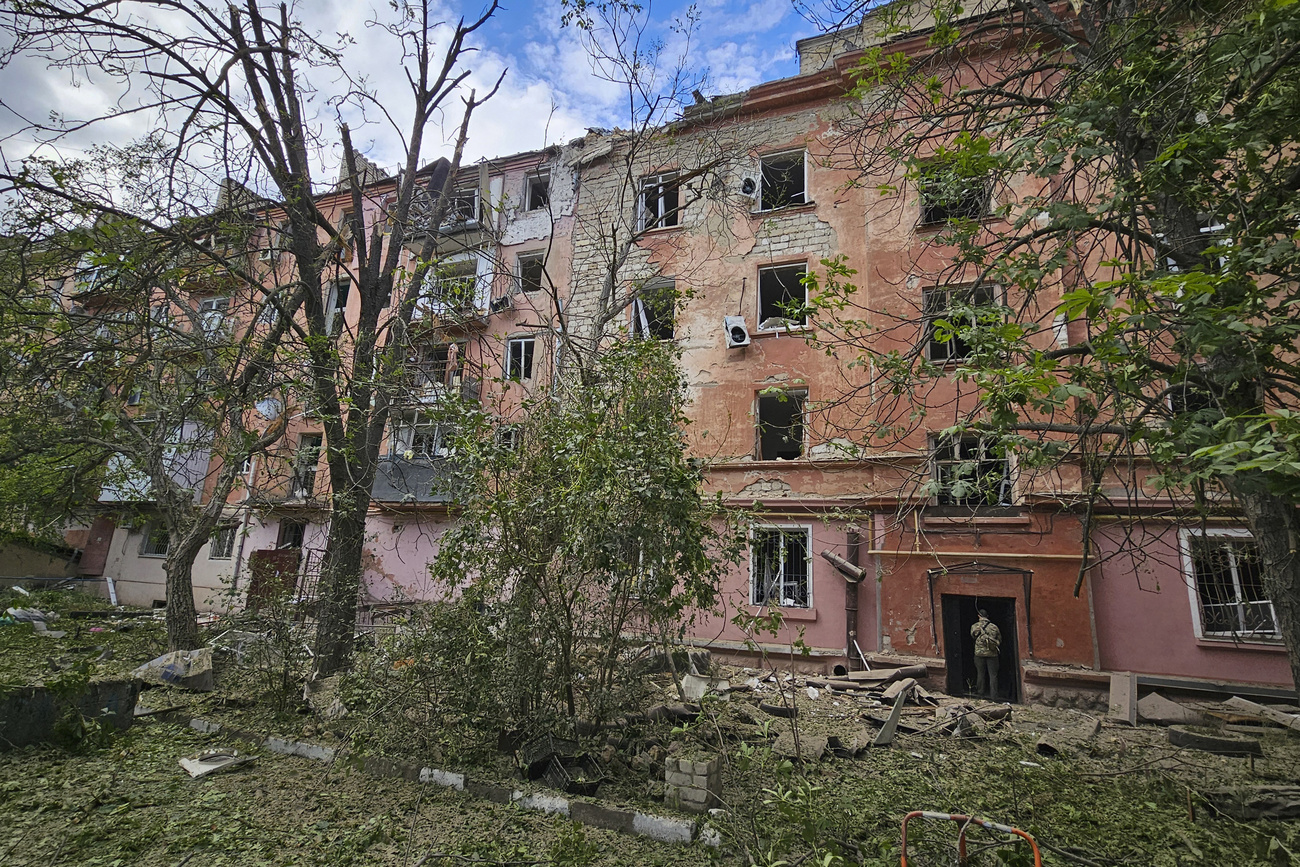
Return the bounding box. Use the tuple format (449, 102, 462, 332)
(631, 281, 675, 341)
(749, 524, 813, 609)
(199, 296, 229, 338)
(389, 411, 451, 460)
(325, 278, 350, 335)
(505, 336, 536, 381)
(526, 172, 550, 211)
(638, 172, 681, 231)
(427, 257, 478, 312)
(1180, 528, 1280, 642)
(757, 150, 807, 212)
(140, 520, 170, 558)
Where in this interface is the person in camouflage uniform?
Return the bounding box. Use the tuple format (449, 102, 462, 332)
(971, 609, 1001, 699)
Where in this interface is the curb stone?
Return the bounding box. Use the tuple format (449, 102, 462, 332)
(147, 709, 717, 847)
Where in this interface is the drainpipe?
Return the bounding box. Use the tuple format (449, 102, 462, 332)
(230, 455, 257, 600)
(846, 530, 860, 670)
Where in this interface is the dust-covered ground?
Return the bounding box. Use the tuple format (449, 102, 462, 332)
(3, 589, 1299, 866)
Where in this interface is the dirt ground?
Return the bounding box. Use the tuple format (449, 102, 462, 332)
(3, 589, 1300, 866)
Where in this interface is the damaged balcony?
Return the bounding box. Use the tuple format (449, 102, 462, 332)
(371, 411, 460, 504)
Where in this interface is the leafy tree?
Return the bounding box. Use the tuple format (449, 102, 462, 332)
(801, 0, 1300, 684)
(1, 1, 501, 668)
(429, 337, 742, 734)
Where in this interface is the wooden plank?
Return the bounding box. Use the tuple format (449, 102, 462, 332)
(873, 685, 911, 746)
(1223, 696, 1300, 733)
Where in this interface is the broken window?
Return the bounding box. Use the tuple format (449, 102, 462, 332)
(758, 151, 806, 211)
(639, 173, 680, 231)
(919, 167, 991, 225)
(442, 188, 480, 227)
(632, 282, 675, 341)
(199, 296, 229, 338)
(390, 411, 450, 460)
(527, 173, 550, 211)
(496, 424, 519, 451)
(518, 253, 545, 293)
(1188, 532, 1277, 640)
(924, 284, 999, 364)
(428, 259, 477, 310)
(757, 263, 808, 330)
(291, 434, 323, 499)
(757, 389, 805, 460)
(751, 526, 811, 608)
(140, 521, 170, 558)
(932, 435, 1012, 507)
(506, 337, 535, 381)
(326, 278, 350, 335)
(277, 519, 306, 549)
(209, 524, 237, 560)
(407, 342, 463, 391)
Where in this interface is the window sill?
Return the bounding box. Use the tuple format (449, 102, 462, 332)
(751, 325, 811, 338)
(139, 553, 168, 560)
(752, 201, 816, 217)
(748, 605, 818, 622)
(639, 223, 684, 235)
(924, 513, 1029, 527)
(1195, 637, 1286, 652)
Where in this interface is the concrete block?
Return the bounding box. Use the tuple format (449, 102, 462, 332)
(1108, 671, 1138, 726)
(466, 780, 513, 804)
(693, 758, 720, 776)
(665, 769, 693, 787)
(679, 785, 710, 804)
(570, 801, 633, 833)
(515, 791, 570, 817)
(190, 717, 222, 734)
(419, 767, 465, 790)
(698, 825, 722, 847)
(632, 812, 695, 844)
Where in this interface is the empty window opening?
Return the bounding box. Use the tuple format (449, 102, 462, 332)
(759, 151, 806, 211)
(527, 173, 550, 211)
(751, 526, 811, 608)
(292, 434, 323, 499)
(326, 278, 350, 335)
(390, 411, 450, 460)
(443, 189, 480, 226)
(277, 519, 307, 549)
(497, 424, 519, 451)
(209, 524, 237, 560)
(632, 284, 675, 341)
(639, 173, 680, 230)
(140, 521, 170, 558)
(506, 337, 536, 381)
(758, 264, 808, 330)
(919, 169, 991, 225)
(932, 435, 1011, 507)
(924, 284, 997, 363)
(1188, 533, 1278, 639)
(757, 390, 805, 460)
(518, 253, 546, 293)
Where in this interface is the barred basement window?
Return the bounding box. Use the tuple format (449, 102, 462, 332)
(140, 521, 170, 558)
(751, 526, 811, 608)
(209, 525, 237, 560)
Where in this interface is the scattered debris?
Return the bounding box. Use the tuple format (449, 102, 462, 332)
(1107, 671, 1138, 726)
(1168, 725, 1263, 757)
(545, 754, 605, 796)
(1204, 785, 1300, 820)
(517, 735, 580, 780)
(178, 747, 257, 779)
(131, 648, 215, 691)
(1035, 717, 1101, 757)
(773, 732, 828, 761)
(303, 674, 348, 722)
(680, 674, 730, 702)
(1221, 696, 1300, 733)
(1137, 692, 1205, 726)
(4, 607, 66, 638)
(873, 683, 912, 746)
(758, 701, 797, 719)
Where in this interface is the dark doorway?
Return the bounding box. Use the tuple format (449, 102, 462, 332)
(941, 595, 1019, 702)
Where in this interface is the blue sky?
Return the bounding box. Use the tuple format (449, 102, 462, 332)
(0, 1, 820, 187)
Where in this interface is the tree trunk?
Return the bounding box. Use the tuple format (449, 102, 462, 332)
(1230, 478, 1300, 690)
(312, 485, 371, 675)
(164, 542, 203, 651)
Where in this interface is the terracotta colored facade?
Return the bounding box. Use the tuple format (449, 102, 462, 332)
(79, 17, 1295, 700)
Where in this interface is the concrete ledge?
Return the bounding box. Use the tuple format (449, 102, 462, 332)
(154, 711, 713, 847)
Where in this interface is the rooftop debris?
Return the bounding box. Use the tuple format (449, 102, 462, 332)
(178, 746, 257, 778)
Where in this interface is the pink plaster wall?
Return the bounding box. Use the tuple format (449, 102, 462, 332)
(361, 514, 452, 602)
(1093, 523, 1293, 687)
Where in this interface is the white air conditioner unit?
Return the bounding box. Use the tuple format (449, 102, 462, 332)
(739, 176, 759, 199)
(258, 247, 280, 263)
(724, 315, 751, 348)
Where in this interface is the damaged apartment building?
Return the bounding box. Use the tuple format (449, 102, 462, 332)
(72, 13, 1295, 705)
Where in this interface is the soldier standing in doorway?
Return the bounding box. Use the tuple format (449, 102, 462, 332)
(971, 608, 1001, 699)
